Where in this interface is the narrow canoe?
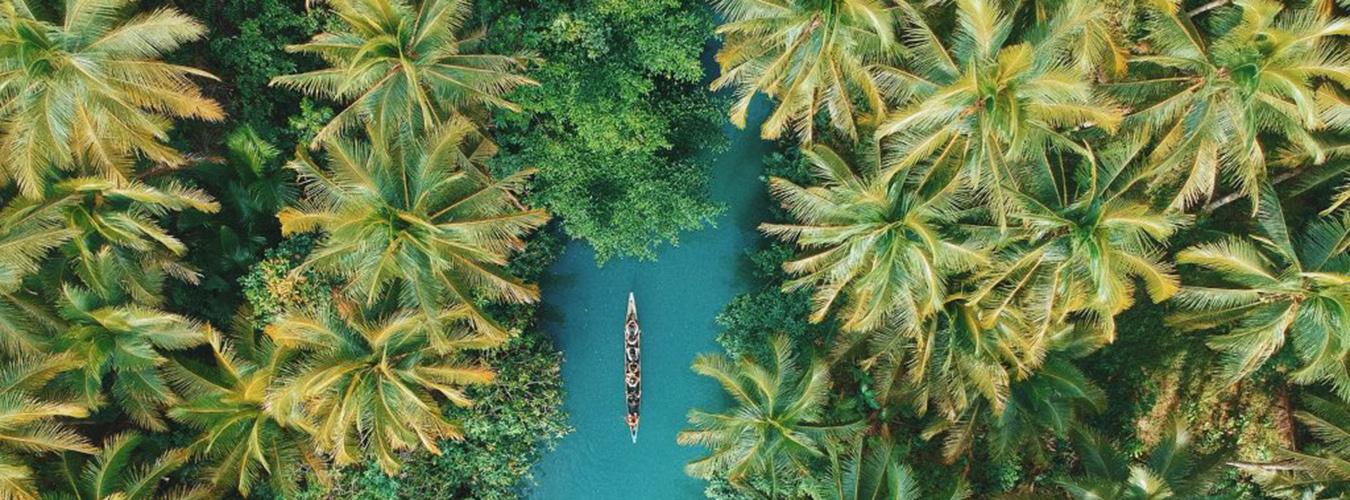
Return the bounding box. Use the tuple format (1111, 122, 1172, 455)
(624, 292, 641, 443)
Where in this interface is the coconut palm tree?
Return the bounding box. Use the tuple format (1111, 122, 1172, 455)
(166, 310, 323, 497)
(678, 335, 862, 495)
(277, 120, 549, 340)
(46, 433, 203, 500)
(1116, 0, 1350, 211)
(271, 0, 535, 146)
(1169, 194, 1350, 397)
(54, 278, 210, 431)
(1241, 393, 1350, 497)
(861, 291, 1103, 462)
(0, 195, 74, 355)
(0, 0, 223, 197)
(263, 302, 497, 474)
(1005, 0, 1132, 78)
(0, 354, 95, 499)
(761, 142, 986, 334)
(803, 434, 961, 500)
(928, 353, 1104, 463)
(875, 0, 1123, 214)
(970, 142, 1190, 343)
(1060, 423, 1225, 499)
(47, 177, 219, 299)
(709, 0, 904, 142)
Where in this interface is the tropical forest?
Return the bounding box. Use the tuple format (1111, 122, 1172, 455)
(1, 0, 1349, 498)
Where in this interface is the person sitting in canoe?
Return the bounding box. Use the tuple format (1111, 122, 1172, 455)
(625, 371, 639, 388)
(626, 413, 639, 428)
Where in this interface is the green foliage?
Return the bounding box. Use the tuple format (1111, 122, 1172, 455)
(679, 335, 863, 495)
(1061, 423, 1227, 499)
(0, 0, 224, 197)
(710, 0, 902, 141)
(187, 0, 324, 142)
(485, 0, 726, 262)
(1170, 200, 1350, 397)
(240, 234, 329, 326)
(271, 0, 536, 146)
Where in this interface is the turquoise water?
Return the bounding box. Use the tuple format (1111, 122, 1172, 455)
(525, 98, 773, 498)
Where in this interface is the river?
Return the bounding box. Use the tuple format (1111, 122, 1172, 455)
(524, 92, 773, 497)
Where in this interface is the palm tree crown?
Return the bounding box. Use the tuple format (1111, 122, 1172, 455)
(55, 280, 210, 431)
(762, 143, 985, 333)
(264, 303, 497, 474)
(1170, 196, 1350, 397)
(678, 336, 861, 494)
(710, 0, 904, 142)
(166, 310, 322, 497)
(1118, 0, 1350, 210)
(277, 121, 548, 339)
(971, 143, 1190, 342)
(875, 0, 1123, 212)
(0, 0, 223, 197)
(271, 0, 535, 145)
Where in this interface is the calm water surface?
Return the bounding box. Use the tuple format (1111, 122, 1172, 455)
(525, 97, 773, 498)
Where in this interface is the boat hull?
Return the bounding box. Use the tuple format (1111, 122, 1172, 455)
(624, 292, 641, 443)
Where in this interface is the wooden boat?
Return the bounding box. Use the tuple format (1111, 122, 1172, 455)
(624, 292, 641, 443)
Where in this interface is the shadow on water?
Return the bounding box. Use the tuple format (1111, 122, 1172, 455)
(523, 47, 775, 499)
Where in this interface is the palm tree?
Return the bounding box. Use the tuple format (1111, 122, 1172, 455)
(1115, 0, 1350, 210)
(277, 121, 549, 339)
(677, 336, 862, 495)
(0, 354, 95, 499)
(1169, 194, 1350, 396)
(0, 0, 223, 197)
(166, 310, 324, 497)
(1005, 0, 1132, 78)
(1241, 393, 1350, 497)
(875, 0, 1123, 214)
(0, 195, 74, 355)
(709, 0, 904, 142)
(929, 353, 1104, 463)
(46, 433, 203, 500)
(47, 177, 219, 299)
(1060, 423, 1225, 499)
(803, 434, 955, 500)
(55, 280, 210, 431)
(970, 142, 1190, 343)
(872, 296, 1103, 462)
(761, 143, 986, 334)
(271, 0, 535, 145)
(263, 303, 497, 474)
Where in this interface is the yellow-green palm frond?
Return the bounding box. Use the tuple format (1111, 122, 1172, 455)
(876, 0, 1123, 212)
(165, 308, 320, 497)
(271, 0, 535, 146)
(762, 143, 984, 334)
(1121, 0, 1350, 211)
(679, 335, 861, 493)
(710, 0, 905, 142)
(48, 432, 201, 500)
(0, 0, 222, 197)
(279, 121, 548, 338)
(264, 304, 495, 475)
(1171, 197, 1350, 395)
